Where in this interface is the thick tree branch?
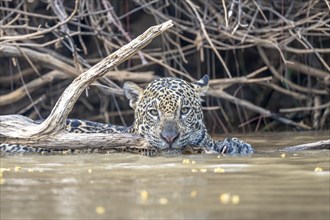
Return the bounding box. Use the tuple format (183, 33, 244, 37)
(0, 71, 67, 106)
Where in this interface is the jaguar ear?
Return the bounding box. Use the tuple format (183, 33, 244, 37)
(192, 74, 209, 96)
(123, 81, 143, 109)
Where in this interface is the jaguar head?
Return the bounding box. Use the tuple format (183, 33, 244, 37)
(123, 75, 209, 151)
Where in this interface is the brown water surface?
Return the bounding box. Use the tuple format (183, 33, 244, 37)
(1, 131, 329, 219)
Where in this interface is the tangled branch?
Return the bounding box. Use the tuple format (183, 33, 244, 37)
(0, 0, 329, 133)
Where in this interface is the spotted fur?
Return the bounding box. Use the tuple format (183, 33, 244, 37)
(0, 75, 254, 155)
(123, 75, 254, 154)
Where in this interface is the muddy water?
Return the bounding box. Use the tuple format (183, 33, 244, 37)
(1, 132, 329, 220)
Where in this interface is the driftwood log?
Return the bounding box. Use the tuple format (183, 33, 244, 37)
(0, 20, 174, 153)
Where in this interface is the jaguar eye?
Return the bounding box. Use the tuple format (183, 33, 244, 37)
(148, 109, 158, 117)
(180, 107, 190, 115)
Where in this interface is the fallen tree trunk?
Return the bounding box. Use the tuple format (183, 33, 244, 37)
(0, 115, 151, 153)
(0, 20, 174, 153)
(0, 114, 198, 155)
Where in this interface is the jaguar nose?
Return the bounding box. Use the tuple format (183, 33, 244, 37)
(160, 130, 179, 146)
(160, 120, 180, 147)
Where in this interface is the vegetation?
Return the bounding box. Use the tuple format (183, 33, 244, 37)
(1, 0, 329, 133)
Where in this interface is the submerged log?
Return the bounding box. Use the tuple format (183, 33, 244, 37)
(0, 20, 174, 153)
(282, 140, 330, 152)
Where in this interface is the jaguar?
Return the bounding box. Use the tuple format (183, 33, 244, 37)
(0, 75, 254, 155)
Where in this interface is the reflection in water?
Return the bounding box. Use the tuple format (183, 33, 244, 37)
(1, 132, 329, 219)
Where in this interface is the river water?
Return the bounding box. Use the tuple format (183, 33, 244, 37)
(1, 131, 329, 220)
